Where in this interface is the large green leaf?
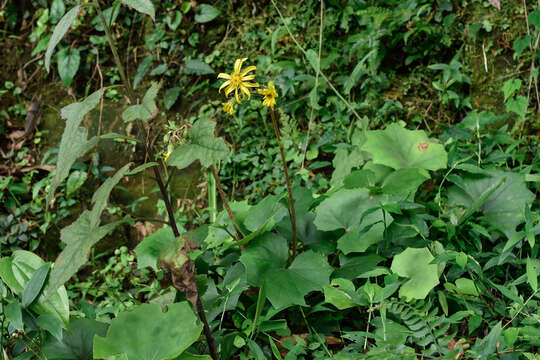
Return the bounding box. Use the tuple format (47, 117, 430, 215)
(119, 0, 155, 20)
(447, 170, 535, 238)
(45, 6, 80, 72)
(314, 189, 393, 254)
(93, 302, 202, 360)
(314, 188, 371, 231)
(266, 251, 333, 309)
(194, 4, 220, 23)
(0, 251, 69, 325)
(47, 164, 131, 295)
(391, 247, 440, 300)
(42, 318, 108, 360)
(239, 233, 288, 286)
(168, 119, 229, 169)
(47, 89, 104, 205)
(361, 123, 447, 171)
(122, 82, 160, 122)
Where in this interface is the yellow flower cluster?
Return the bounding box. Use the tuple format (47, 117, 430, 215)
(217, 58, 278, 114)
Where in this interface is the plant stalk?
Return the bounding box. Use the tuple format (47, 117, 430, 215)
(270, 108, 297, 258)
(94, 3, 219, 358)
(210, 164, 243, 240)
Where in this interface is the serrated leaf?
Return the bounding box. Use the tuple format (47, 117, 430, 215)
(46, 89, 103, 206)
(93, 302, 202, 360)
(361, 123, 447, 171)
(133, 55, 154, 90)
(45, 6, 80, 72)
(164, 87, 180, 110)
(183, 60, 214, 75)
(391, 247, 440, 300)
(266, 251, 333, 309)
(502, 79, 521, 102)
(506, 95, 528, 120)
(47, 164, 131, 295)
(66, 170, 88, 196)
(194, 4, 220, 23)
(168, 119, 229, 169)
(122, 82, 160, 122)
(119, 0, 155, 20)
(306, 49, 320, 73)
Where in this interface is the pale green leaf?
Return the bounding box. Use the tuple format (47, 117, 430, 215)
(47, 164, 131, 295)
(183, 60, 214, 75)
(119, 0, 155, 20)
(134, 226, 175, 271)
(47, 89, 104, 205)
(168, 119, 229, 169)
(194, 4, 220, 23)
(45, 6, 80, 72)
(391, 247, 440, 300)
(361, 123, 447, 171)
(502, 79, 521, 102)
(122, 82, 160, 122)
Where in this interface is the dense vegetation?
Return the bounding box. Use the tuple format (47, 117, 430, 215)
(1, 0, 540, 359)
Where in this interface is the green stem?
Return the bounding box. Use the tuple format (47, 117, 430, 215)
(270, 108, 297, 258)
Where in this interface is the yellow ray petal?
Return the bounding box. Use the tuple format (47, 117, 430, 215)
(242, 75, 255, 81)
(240, 66, 257, 77)
(243, 82, 259, 88)
(219, 80, 231, 92)
(217, 73, 231, 79)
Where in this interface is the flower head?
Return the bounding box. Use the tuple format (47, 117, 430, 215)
(258, 81, 278, 108)
(222, 101, 234, 115)
(163, 149, 172, 163)
(217, 58, 259, 104)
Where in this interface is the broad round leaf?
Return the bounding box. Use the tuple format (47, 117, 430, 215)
(93, 302, 202, 360)
(391, 247, 440, 300)
(361, 123, 447, 171)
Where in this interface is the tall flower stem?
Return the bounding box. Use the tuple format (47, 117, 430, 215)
(210, 164, 243, 240)
(270, 108, 297, 258)
(94, 2, 219, 359)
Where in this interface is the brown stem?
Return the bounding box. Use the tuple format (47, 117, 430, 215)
(210, 164, 243, 240)
(270, 109, 297, 258)
(196, 297, 219, 360)
(95, 3, 218, 359)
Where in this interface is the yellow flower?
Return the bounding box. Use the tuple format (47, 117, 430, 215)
(163, 149, 172, 162)
(217, 58, 259, 103)
(258, 81, 278, 108)
(222, 101, 234, 115)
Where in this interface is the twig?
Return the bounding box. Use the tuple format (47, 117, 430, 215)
(270, 109, 297, 258)
(301, 0, 323, 169)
